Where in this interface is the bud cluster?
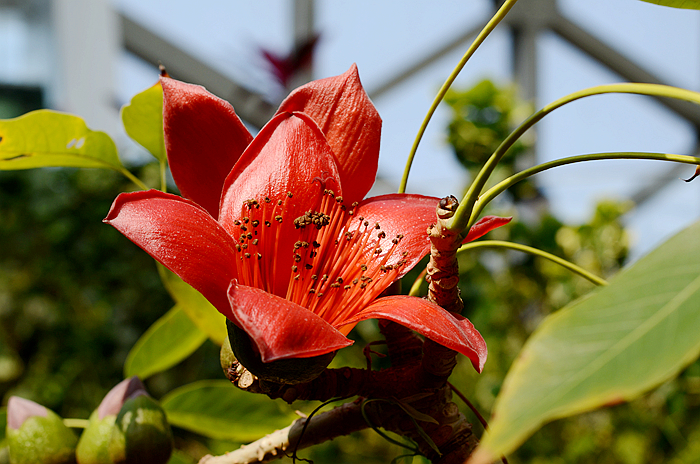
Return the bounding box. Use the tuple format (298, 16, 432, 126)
(3, 377, 172, 464)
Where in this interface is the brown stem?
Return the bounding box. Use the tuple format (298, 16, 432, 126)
(422, 196, 464, 381)
(426, 195, 464, 314)
(226, 362, 427, 403)
(418, 196, 479, 463)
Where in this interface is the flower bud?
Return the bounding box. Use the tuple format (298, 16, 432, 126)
(76, 377, 148, 464)
(107, 394, 172, 464)
(6, 396, 77, 464)
(74, 409, 114, 464)
(75, 377, 172, 464)
(226, 319, 335, 385)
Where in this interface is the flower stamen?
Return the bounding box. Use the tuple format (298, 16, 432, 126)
(236, 188, 406, 328)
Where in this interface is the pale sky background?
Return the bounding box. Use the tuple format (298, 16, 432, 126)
(4, 0, 700, 261)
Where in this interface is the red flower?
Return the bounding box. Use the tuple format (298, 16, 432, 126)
(105, 65, 508, 373)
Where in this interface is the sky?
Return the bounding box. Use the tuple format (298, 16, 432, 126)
(5, 0, 700, 260)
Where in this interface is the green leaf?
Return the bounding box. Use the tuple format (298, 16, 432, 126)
(0, 110, 122, 170)
(161, 380, 295, 441)
(158, 265, 227, 346)
(637, 0, 700, 9)
(471, 220, 700, 463)
(124, 305, 208, 380)
(121, 82, 166, 162)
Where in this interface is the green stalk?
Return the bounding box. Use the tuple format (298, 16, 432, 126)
(452, 83, 700, 234)
(408, 268, 428, 297)
(409, 240, 608, 291)
(117, 166, 149, 190)
(63, 418, 90, 429)
(160, 159, 168, 193)
(398, 0, 520, 194)
(408, 239, 607, 296)
(457, 240, 608, 286)
(472, 152, 700, 220)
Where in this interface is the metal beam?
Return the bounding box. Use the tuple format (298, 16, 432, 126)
(502, 0, 558, 102)
(119, 13, 276, 128)
(367, 22, 483, 100)
(551, 12, 700, 131)
(292, 0, 315, 86)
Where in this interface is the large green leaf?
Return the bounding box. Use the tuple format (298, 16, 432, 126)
(161, 380, 295, 441)
(124, 305, 208, 380)
(159, 265, 227, 346)
(121, 82, 166, 162)
(0, 110, 122, 170)
(637, 0, 700, 9)
(470, 220, 700, 463)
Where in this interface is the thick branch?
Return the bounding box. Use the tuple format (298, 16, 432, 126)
(418, 197, 479, 463)
(426, 195, 464, 314)
(226, 360, 427, 403)
(423, 196, 464, 381)
(198, 401, 371, 464)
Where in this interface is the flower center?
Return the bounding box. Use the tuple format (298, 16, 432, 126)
(229, 189, 408, 327)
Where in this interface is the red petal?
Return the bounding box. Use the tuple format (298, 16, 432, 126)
(463, 216, 512, 243)
(219, 112, 343, 296)
(354, 194, 438, 279)
(276, 64, 381, 205)
(228, 283, 353, 362)
(161, 77, 253, 218)
(341, 296, 487, 373)
(104, 190, 238, 318)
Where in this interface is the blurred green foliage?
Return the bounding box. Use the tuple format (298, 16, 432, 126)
(0, 164, 225, 405)
(0, 164, 228, 461)
(0, 86, 42, 121)
(444, 80, 700, 464)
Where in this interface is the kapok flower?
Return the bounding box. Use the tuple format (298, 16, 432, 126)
(105, 65, 508, 374)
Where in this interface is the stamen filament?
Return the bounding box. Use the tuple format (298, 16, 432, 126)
(232, 186, 407, 330)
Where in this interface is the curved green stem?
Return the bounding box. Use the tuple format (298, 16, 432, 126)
(63, 418, 90, 429)
(451, 83, 700, 233)
(160, 159, 168, 193)
(408, 268, 428, 297)
(398, 0, 520, 194)
(409, 240, 608, 291)
(459, 240, 608, 286)
(117, 166, 149, 190)
(471, 152, 700, 220)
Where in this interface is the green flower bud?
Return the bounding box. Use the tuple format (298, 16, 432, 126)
(226, 319, 335, 385)
(108, 393, 172, 464)
(75, 377, 172, 464)
(74, 408, 114, 464)
(76, 377, 146, 464)
(6, 396, 77, 464)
